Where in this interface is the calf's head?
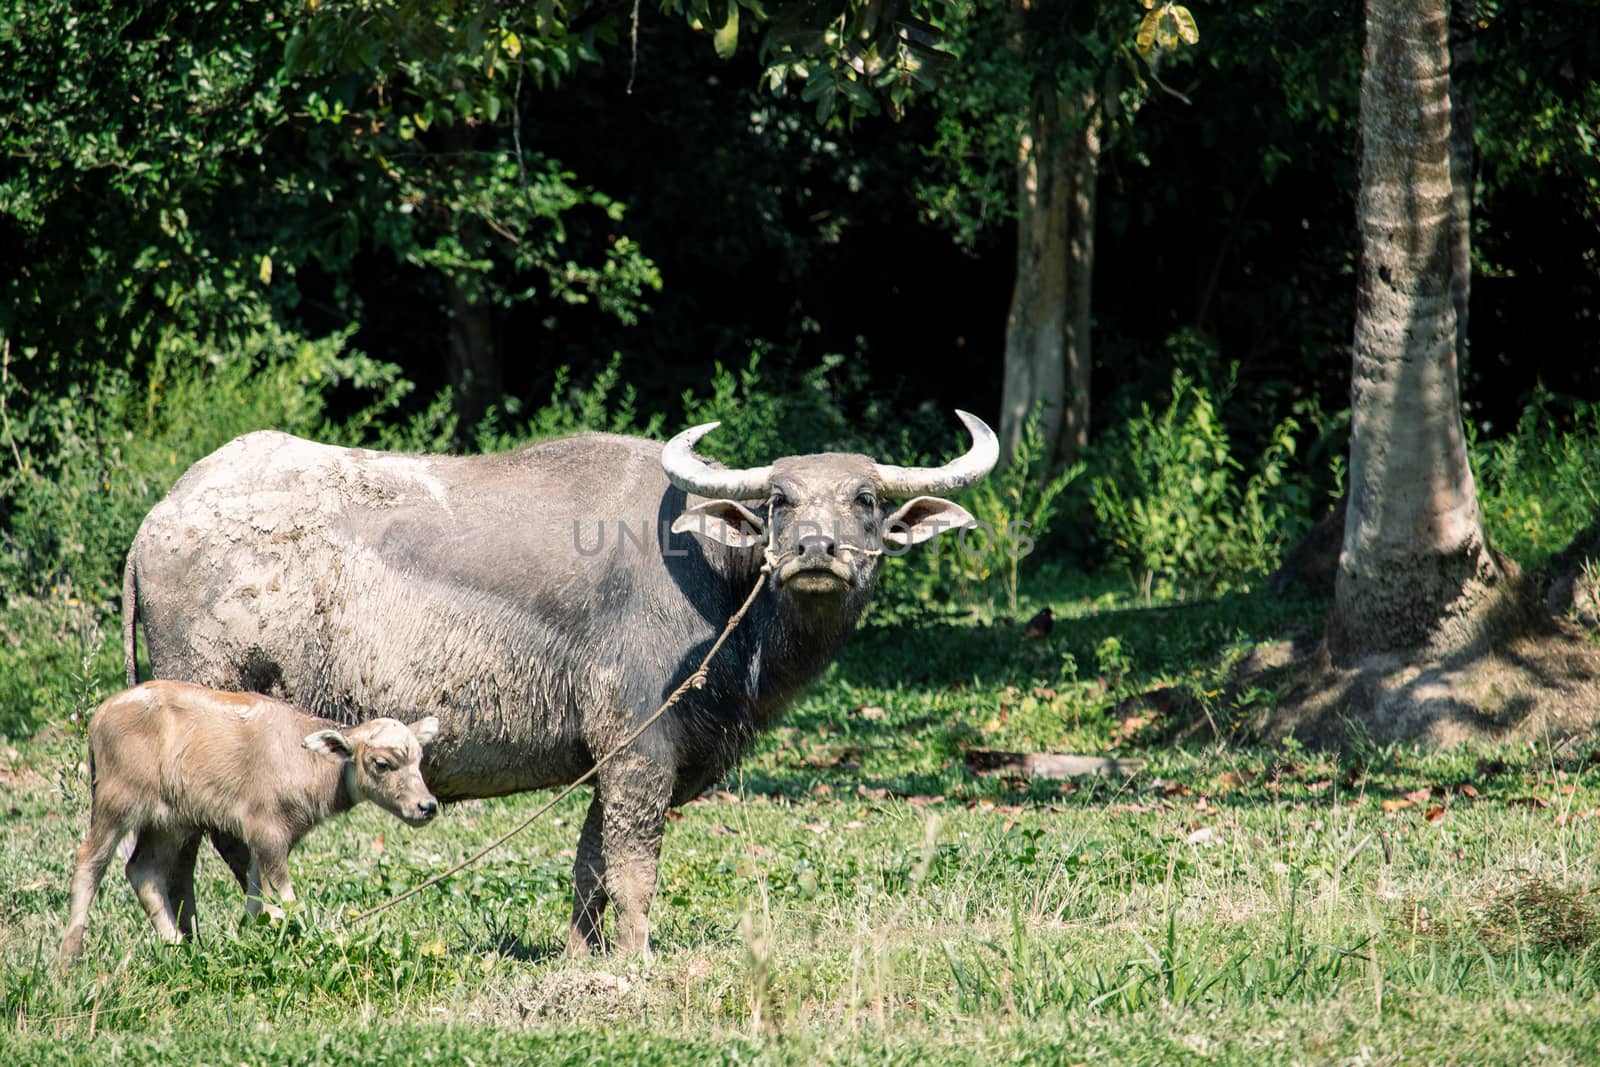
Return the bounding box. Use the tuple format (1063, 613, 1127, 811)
(304, 716, 441, 826)
(665, 411, 998, 606)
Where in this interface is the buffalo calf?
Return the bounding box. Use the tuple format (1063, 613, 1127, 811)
(58, 681, 439, 962)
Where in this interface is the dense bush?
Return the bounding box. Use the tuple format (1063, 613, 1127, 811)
(1473, 390, 1600, 569)
(1087, 366, 1314, 597)
(0, 323, 413, 736)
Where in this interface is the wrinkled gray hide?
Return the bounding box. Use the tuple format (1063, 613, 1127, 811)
(125, 427, 987, 953)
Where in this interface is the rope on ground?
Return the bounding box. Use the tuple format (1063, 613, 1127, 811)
(342, 560, 773, 926)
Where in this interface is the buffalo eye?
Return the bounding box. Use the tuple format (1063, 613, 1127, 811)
(372, 757, 393, 773)
(855, 491, 878, 511)
(769, 491, 792, 513)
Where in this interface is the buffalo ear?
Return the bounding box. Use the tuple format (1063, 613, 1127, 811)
(409, 716, 441, 747)
(304, 729, 354, 758)
(882, 496, 977, 548)
(672, 499, 767, 548)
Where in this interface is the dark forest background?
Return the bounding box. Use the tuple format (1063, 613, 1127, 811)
(2, 0, 1598, 726)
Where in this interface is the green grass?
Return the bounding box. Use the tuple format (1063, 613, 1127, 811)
(6, 572, 1600, 1064)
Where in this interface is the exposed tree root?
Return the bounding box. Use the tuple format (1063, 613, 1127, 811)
(1243, 597, 1600, 749)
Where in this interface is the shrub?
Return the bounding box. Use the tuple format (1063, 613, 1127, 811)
(0, 322, 412, 736)
(881, 409, 1079, 616)
(1088, 367, 1310, 597)
(1472, 389, 1600, 568)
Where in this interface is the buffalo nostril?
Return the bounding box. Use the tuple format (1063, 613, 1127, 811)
(798, 533, 837, 558)
(418, 799, 438, 819)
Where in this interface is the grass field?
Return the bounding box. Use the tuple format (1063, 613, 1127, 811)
(5, 571, 1600, 1064)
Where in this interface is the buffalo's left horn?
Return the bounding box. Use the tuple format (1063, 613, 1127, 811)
(661, 422, 774, 500)
(873, 410, 999, 498)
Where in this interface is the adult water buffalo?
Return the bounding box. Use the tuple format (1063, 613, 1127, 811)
(124, 413, 997, 953)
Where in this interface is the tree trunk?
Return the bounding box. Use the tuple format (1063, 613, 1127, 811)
(1000, 84, 1070, 465)
(446, 251, 501, 431)
(1060, 90, 1099, 468)
(999, 82, 1099, 469)
(1327, 0, 1504, 666)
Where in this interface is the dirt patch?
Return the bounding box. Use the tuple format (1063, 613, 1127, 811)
(1242, 616, 1600, 748)
(508, 968, 642, 1023)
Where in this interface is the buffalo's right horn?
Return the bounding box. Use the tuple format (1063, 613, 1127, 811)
(873, 410, 999, 498)
(661, 422, 773, 500)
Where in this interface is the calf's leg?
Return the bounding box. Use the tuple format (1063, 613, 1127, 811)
(168, 832, 202, 941)
(209, 831, 252, 893)
(58, 813, 131, 962)
(125, 830, 185, 943)
(246, 836, 295, 921)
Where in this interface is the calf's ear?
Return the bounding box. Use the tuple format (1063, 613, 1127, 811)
(672, 499, 766, 548)
(883, 496, 977, 548)
(304, 729, 355, 757)
(410, 716, 441, 746)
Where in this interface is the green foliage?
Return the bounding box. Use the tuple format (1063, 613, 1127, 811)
(1472, 390, 1600, 568)
(899, 409, 1080, 615)
(914, 0, 1200, 246)
(1088, 361, 1310, 596)
(0, 323, 413, 735)
(475, 354, 667, 453)
(0, 0, 656, 443)
(680, 352, 876, 468)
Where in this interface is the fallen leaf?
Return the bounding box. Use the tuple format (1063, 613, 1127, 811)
(1307, 779, 1333, 794)
(843, 820, 868, 830)
(372, 834, 385, 855)
(1452, 784, 1479, 798)
(804, 821, 829, 834)
(1405, 787, 1432, 805)
(810, 782, 834, 797)
(1032, 686, 1057, 700)
(1116, 715, 1150, 738)
(1184, 826, 1217, 845)
(856, 784, 889, 801)
(906, 795, 945, 808)
(857, 704, 887, 722)
(1217, 770, 1255, 792)
(1381, 798, 1413, 813)
(1159, 780, 1194, 798)
(715, 789, 741, 804)
(1507, 796, 1551, 809)
(1424, 804, 1446, 824)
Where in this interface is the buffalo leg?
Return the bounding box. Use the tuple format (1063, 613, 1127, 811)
(567, 795, 609, 956)
(596, 754, 671, 956)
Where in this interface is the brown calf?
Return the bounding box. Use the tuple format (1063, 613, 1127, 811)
(58, 681, 439, 962)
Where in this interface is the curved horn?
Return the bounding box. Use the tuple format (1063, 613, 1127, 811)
(874, 410, 1000, 498)
(661, 422, 773, 500)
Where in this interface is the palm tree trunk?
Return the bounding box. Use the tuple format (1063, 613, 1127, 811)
(1327, 0, 1504, 666)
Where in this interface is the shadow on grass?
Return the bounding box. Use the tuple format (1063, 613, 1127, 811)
(839, 586, 1325, 696)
